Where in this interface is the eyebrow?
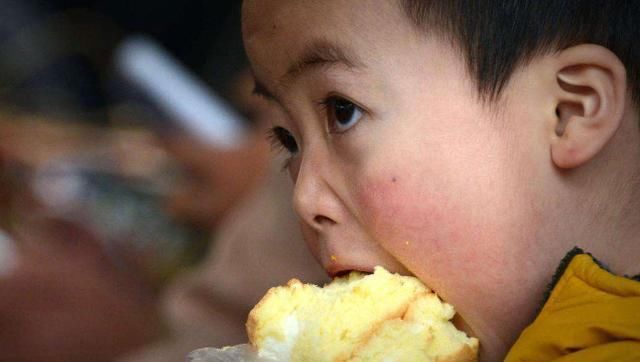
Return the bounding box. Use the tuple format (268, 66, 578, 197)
(252, 39, 364, 101)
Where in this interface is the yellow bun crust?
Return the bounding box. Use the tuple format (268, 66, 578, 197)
(246, 266, 478, 361)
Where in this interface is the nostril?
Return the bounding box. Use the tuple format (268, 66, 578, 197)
(313, 215, 336, 225)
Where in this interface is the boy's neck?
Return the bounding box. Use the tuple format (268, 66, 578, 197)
(570, 110, 640, 277)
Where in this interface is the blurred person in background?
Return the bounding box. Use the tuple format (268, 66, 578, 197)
(0, 0, 213, 359)
(116, 40, 326, 362)
(0, 1, 326, 361)
(160, 72, 271, 230)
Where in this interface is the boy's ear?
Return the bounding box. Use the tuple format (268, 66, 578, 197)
(549, 44, 627, 169)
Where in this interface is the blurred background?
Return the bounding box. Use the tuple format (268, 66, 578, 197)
(0, 1, 327, 361)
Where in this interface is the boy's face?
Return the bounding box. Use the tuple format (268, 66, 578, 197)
(243, 0, 563, 358)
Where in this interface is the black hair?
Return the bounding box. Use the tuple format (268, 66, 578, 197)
(400, 0, 640, 104)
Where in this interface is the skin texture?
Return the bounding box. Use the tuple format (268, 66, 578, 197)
(242, 1, 640, 360)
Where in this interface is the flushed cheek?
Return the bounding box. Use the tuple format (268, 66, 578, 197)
(355, 172, 467, 268)
(353, 168, 506, 304)
(352, 162, 538, 314)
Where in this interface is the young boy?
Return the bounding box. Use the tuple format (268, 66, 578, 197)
(241, 1, 640, 360)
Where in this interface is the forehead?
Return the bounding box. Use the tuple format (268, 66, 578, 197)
(242, 0, 416, 89)
(242, 0, 402, 33)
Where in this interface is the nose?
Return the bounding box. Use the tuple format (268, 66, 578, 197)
(292, 154, 342, 231)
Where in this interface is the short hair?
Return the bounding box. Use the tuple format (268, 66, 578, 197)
(400, 0, 640, 105)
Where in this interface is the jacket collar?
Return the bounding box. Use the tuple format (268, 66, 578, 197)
(541, 247, 640, 307)
(505, 248, 640, 361)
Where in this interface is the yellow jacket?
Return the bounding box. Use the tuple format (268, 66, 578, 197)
(505, 252, 640, 361)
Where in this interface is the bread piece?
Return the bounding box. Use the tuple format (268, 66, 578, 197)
(246, 266, 478, 361)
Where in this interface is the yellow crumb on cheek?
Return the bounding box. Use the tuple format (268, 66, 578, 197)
(330, 255, 337, 262)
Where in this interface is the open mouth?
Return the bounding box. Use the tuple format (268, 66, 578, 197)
(324, 258, 391, 278)
(331, 269, 355, 278)
(328, 265, 416, 279)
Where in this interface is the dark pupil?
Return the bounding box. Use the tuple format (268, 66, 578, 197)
(333, 98, 354, 125)
(275, 127, 298, 153)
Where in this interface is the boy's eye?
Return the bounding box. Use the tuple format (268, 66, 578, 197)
(325, 96, 363, 133)
(269, 126, 298, 154)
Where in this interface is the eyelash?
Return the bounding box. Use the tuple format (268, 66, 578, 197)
(267, 94, 364, 171)
(267, 126, 296, 171)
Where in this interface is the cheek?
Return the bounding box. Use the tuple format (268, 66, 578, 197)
(352, 163, 505, 294)
(355, 170, 467, 261)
